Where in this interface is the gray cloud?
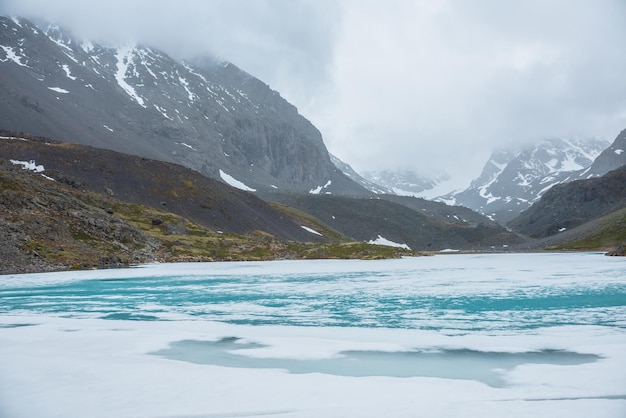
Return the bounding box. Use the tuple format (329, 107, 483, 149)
(2, 0, 625, 187)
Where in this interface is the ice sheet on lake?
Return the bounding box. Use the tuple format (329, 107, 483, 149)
(1, 253, 625, 418)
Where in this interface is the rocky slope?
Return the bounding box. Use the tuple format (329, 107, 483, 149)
(0, 16, 368, 196)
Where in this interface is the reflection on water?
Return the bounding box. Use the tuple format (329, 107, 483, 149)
(152, 337, 601, 388)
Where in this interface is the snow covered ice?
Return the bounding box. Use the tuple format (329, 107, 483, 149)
(0, 253, 625, 418)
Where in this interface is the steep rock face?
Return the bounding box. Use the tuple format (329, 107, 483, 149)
(509, 165, 626, 238)
(443, 137, 609, 221)
(0, 16, 368, 196)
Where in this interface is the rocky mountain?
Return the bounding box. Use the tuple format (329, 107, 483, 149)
(509, 164, 626, 239)
(441, 137, 610, 222)
(0, 16, 369, 196)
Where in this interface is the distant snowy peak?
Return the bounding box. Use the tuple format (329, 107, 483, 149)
(468, 149, 516, 190)
(361, 169, 450, 197)
(329, 153, 451, 198)
(445, 136, 610, 221)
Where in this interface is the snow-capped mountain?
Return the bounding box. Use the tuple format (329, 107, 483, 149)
(441, 137, 610, 221)
(361, 169, 450, 197)
(0, 16, 368, 196)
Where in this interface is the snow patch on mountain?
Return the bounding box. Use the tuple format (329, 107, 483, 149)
(48, 87, 69, 94)
(10, 159, 44, 172)
(0, 45, 28, 66)
(10, 158, 55, 181)
(61, 64, 76, 80)
(301, 226, 323, 236)
(219, 170, 256, 192)
(309, 180, 332, 195)
(115, 46, 146, 108)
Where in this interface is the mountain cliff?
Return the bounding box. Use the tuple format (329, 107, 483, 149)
(0, 16, 368, 196)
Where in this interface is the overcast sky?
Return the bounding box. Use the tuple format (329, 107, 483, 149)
(3, 0, 626, 185)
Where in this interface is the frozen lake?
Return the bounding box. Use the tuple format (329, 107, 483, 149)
(0, 253, 625, 417)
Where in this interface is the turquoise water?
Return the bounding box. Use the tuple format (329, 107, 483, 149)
(1, 253, 625, 331)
